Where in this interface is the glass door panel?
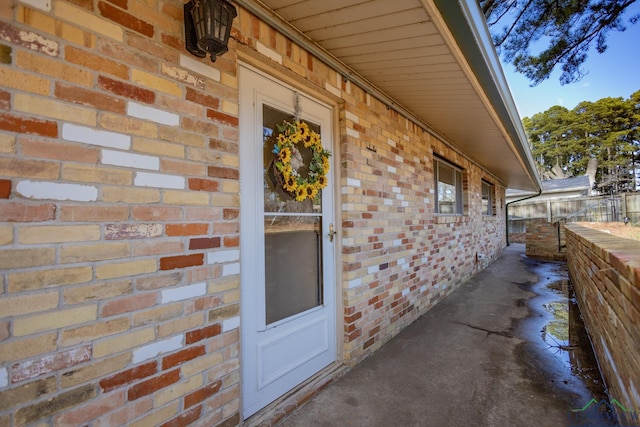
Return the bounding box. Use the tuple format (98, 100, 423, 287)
(263, 104, 324, 325)
(264, 216, 323, 324)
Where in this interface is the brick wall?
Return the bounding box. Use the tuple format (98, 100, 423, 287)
(525, 218, 566, 261)
(340, 107, 506, 364)
(1, 0, 508, 425)
(565, 224, 640, 412)
(1, 1, 241, 425)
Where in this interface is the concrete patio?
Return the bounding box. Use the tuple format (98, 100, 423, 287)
(276, 243, 609, 427)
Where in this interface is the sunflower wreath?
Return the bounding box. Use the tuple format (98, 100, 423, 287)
(272, 120, 331, 202)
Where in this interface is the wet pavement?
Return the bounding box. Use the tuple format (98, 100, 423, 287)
(277, 243, 614, 427)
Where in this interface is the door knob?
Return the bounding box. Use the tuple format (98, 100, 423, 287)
(328, 223, 337, 242)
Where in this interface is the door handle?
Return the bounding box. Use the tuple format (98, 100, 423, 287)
(328, 223, 337, 242)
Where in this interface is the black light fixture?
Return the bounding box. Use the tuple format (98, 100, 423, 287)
(184, 0, 237, 62)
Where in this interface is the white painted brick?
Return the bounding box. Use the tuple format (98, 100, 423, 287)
(387, 166, 396, 173)
(256, 41, 282, 64)
(134, 172, 185, 189)
(384, 199, 392, 206)
(223, 316, 240, 332)
(132, 335, 182, 364)
(420, 285, 428, 293)
(342, 237, 354, 246)
(396, 194, 404, 200)
(393, 239, 402, 246)
(325, 82, 341, 98)
(346, 178, 361, 188)
(398, 258, 406, 265)
(367, 265, 379, 274)
(402, 288, 410, 297)
(207, 249, 240, 265)
(401, 201, 409, 207)
(345, 111, 359, 123)
(0, 367, 7, 388)
(347, 277, 362, 289)
(392, 187, 401, 194)
(387, 138, 396, 147)
(16, 180, 98, 201)
(222, 263, 240, 277)
(102, 149, 160, 170)
(179, 54, 220, 81)
(62, 123, 130, 150)
(21, 0, 51, 11)
(127, 102, 179, 126)
(161, 282, 207, 304)
(346, 128, 359, 138)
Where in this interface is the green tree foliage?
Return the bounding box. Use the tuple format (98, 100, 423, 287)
(481, 0, 639, 85)
(523, 90, 640, 192)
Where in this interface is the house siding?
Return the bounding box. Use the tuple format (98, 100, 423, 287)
(1, 1, 506, 425)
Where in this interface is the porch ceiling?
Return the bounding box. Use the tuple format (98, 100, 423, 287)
(240, 0, 541, 191)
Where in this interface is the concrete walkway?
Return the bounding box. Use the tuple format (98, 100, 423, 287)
(277, 244, 604, 427)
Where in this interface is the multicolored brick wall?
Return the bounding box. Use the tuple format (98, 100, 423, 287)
(1, 0, 508, 425)
(340, 104, 505, 364)
(1, 0, 241, 425)
(565, 224, 640, 412)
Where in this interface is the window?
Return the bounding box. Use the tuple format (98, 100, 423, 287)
(434, 157, 463, 214)
(481, 180, 494, 216)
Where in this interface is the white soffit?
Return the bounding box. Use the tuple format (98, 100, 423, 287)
(245, 0, 541, 191)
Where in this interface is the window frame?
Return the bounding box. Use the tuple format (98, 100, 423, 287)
(481, 180, 494, 216)
(434, 156, 464, 215)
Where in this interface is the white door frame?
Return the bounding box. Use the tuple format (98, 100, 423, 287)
(239, 63, 338, 418)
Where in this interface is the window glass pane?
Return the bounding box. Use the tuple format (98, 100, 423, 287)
(482, 181, 492, 215)
(438, 182, 456, 214)
(438, 162, 455, 185)
(264, 215, 323, 324)
(436, 160, 458, 214)
(263, 105, 322, 215)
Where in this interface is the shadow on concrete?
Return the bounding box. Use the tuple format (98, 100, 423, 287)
(277, 243, 612, 427)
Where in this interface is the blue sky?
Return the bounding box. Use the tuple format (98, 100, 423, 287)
(500, 3, 640, 119)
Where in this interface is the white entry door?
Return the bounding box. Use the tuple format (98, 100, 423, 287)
(239, 65, 337, 418)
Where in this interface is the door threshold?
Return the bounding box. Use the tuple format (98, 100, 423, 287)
(244, 362, 348, 426)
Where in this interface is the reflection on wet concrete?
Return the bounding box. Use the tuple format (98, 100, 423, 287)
(517, 255, 619, 426)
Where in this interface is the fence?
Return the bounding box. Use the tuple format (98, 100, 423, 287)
(508, 193, 640, 237)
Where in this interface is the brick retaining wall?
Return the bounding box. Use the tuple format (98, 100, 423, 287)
(525, 218, 566, 261)
(565, 224, 640, 411)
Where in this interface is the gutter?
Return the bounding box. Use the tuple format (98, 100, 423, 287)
(505, 188, 543, 246)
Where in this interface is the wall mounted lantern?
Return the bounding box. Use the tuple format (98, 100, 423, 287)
(184, 0, 237, 62)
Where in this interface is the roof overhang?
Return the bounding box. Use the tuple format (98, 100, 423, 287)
(236, 0, 542, 192)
